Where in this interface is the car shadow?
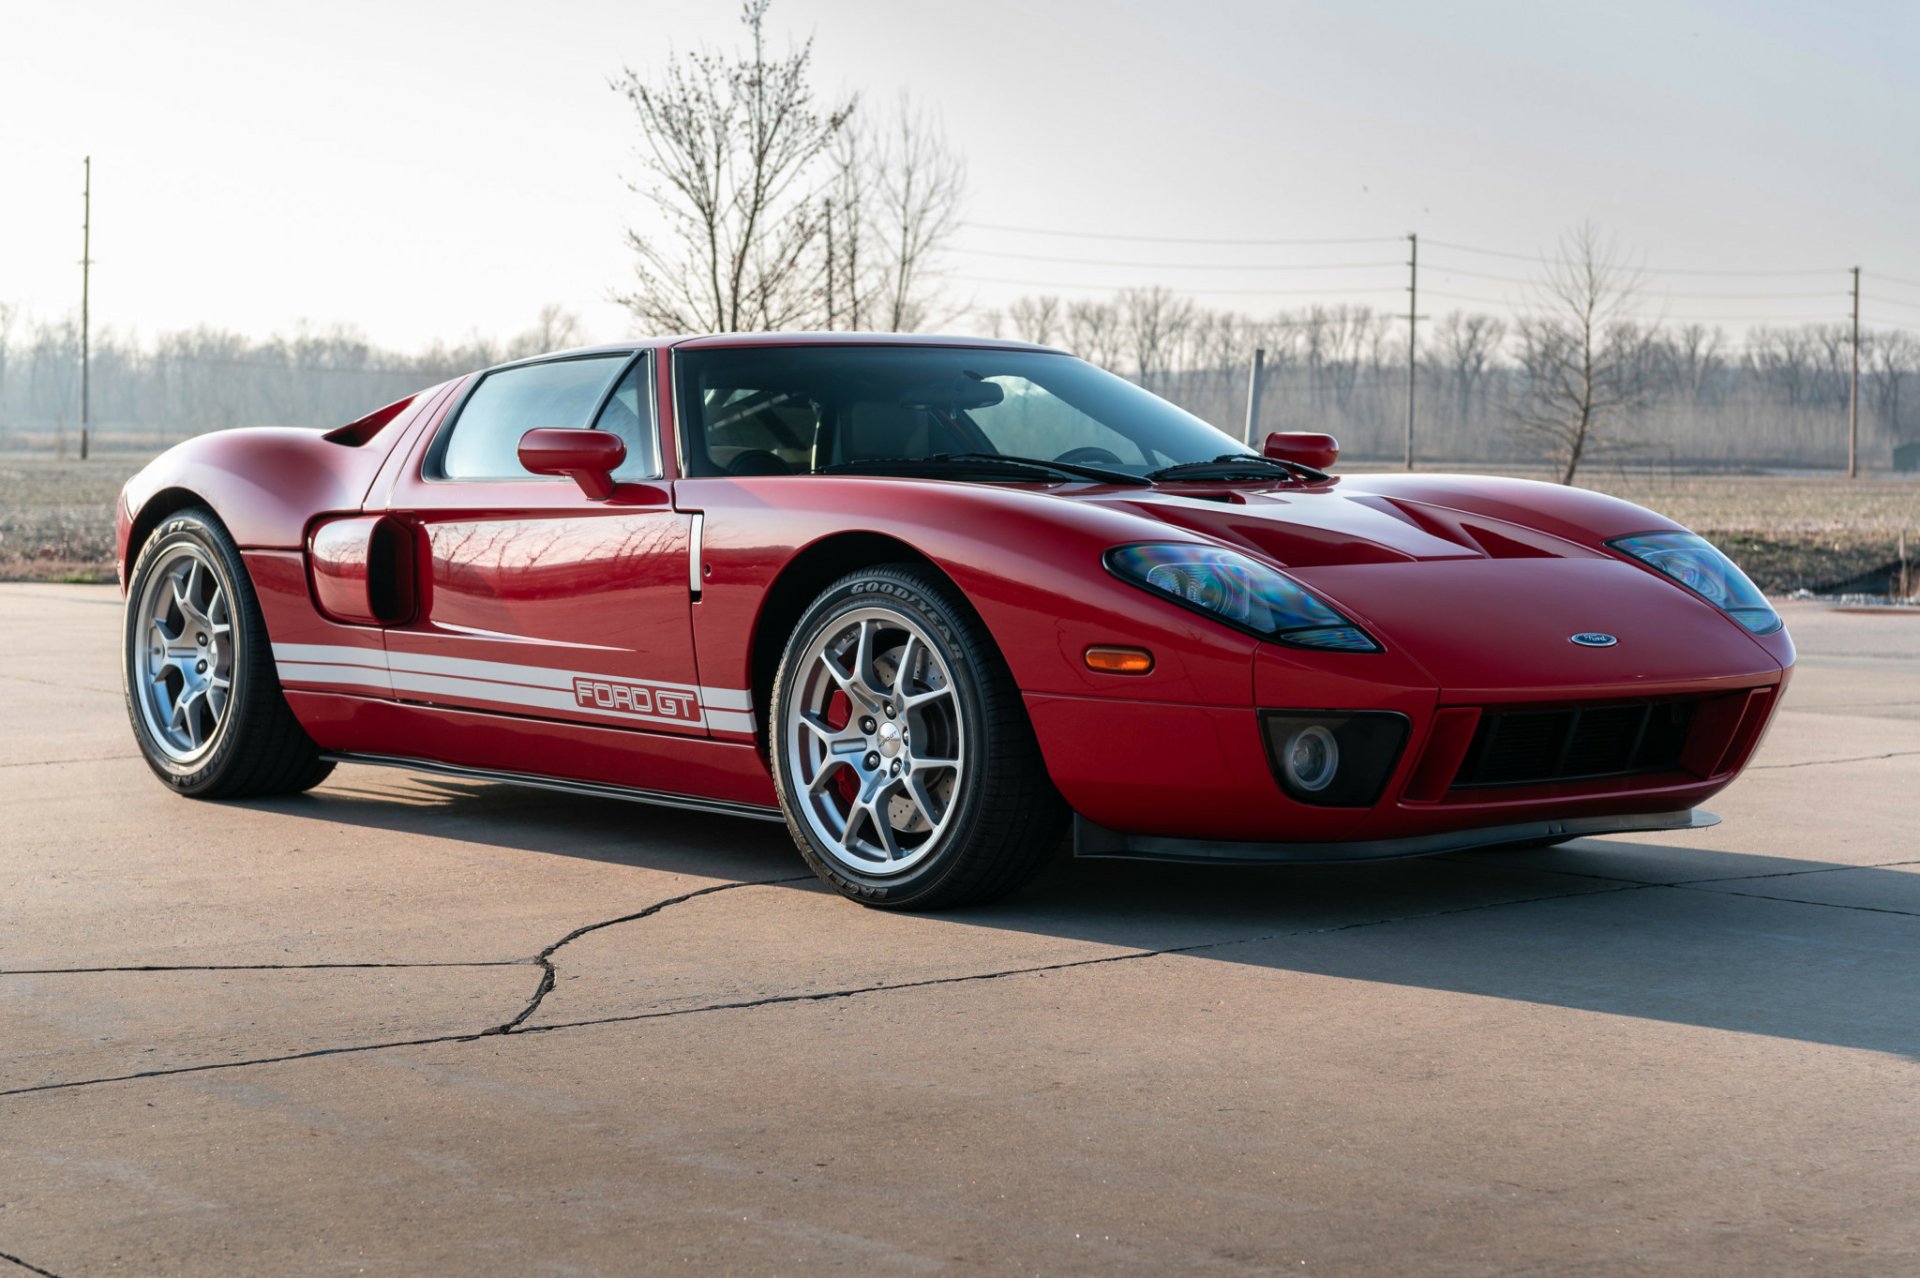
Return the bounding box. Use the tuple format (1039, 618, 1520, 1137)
(240, 769, 1920, 1061)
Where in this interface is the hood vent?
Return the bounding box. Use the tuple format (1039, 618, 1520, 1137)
(1358, 496, 1570, 560)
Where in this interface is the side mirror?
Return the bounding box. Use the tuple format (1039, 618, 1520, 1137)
(1263, 431, 1339, 471)
(518, 428, 626, 500)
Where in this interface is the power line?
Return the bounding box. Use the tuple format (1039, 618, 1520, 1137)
(961, 221, 1403, 247)
(1420, 288, 1850, 324)
(1422, 238, 1846, 277)
(949, 246, 1404, 271)
(1864, 293, 1920, 313)
(956, 275, 1405, 297)
(1421, 260, 1846, 300)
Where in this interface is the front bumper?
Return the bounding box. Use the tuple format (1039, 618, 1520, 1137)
(1024, 668, 1786, 849)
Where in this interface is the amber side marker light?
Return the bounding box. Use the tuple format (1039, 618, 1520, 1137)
(1084, 645, 1154, 675)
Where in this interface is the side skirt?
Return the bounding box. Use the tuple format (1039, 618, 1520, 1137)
(1074, 808, 1718, 864)
(322, 751, 786, 824)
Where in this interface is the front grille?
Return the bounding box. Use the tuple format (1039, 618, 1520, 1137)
(1451, 700, 1695, 789)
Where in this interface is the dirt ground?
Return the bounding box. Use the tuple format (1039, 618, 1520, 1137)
(2, 449, 1913, 593)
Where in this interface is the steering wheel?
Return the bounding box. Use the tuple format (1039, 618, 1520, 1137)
(1053, 446, 1126, 467)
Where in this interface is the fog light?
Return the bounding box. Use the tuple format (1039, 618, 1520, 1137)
(1282, 724, 1339, 792)
(1260, 710, 1410, 807)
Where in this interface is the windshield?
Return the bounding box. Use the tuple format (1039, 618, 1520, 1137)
(675, 345, 1250, 479)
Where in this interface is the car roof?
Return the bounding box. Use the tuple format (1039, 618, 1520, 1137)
(485, 332, 1068, 374)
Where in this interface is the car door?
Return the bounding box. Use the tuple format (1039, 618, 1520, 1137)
(377, 349, 715, 752)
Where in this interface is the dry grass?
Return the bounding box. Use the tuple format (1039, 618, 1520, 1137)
(1576, 473, 1918, 592)
(0, 454, 151, 583)
(3, 450, 1914, 592)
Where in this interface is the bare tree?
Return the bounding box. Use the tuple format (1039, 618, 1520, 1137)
(0, 302, 15, 440)
(1120, 286, 1195, 389)
(611, 0, 852, 332)
(1866, 330, 1920, 437)
(1008, 295, 1061, 346)
(820, 123, 877, 329)
(1063, 299, 1123, 370)
(507, 305, 584, 360)
(1510, 223, 1652, 484)
(1432, 311, 1507, 420)
(870, 97, 965, 331)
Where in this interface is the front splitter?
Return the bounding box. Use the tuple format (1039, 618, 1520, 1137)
(1072, 808, 1719, 864)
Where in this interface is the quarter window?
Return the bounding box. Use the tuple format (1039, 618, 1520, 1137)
(588, 356, 660, 480)
(438, 355, 630, 481)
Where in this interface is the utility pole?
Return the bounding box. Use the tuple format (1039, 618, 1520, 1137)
(79, 155, 93, 461)
(1404, 232, 1417, 470)
(1243, 347, 1266, 445)
(1848, 265, 1860, 479)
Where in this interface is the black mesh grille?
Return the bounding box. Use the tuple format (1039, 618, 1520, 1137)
(1452, 700, 1695, 789)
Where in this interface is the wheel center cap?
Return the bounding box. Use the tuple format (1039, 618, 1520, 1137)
(876, 721, 903, 758)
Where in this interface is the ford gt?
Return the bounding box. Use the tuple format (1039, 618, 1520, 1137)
(116, 334, 1794, 908)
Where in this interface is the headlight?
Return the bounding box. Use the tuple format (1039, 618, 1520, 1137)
(1105, 544, 1381, 651)
(1609, 531, 1781, 635)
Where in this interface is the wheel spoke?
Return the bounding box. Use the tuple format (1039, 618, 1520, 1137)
(864, 794, 903, 859)
(806, 756, 850, 796)
(891, 634, 921, 705)
(170, 685, 207, 749)
(904, 772, 943, 828)
(798, 711, 866, 757)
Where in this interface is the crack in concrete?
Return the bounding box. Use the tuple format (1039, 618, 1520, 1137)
(6, 855, 1910, 1102)
(0, 961, 527, 976)
(1453, 855, 1920, 892)
(0, 876, 803, 1098)
(1752, 749, 1920, 770)
(0, 1247, 62, 1277)
(1666, 857, 1920, 886)
(0, 880, 1639, 1098)
(478, 877, 813, 1036)
(0, 674, 118, 697)
(516, 883, 1655, 1038)
(0, 755, 139, 770)
(1667, 884, 1920, 919)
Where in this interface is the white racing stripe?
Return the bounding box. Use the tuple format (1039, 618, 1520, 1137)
(273, 642, 756, 735)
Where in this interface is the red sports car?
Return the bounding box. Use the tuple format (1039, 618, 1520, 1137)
(117, 334, 1793, 908)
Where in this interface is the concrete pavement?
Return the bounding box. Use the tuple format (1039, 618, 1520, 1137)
(2, 585, 1917, 1274)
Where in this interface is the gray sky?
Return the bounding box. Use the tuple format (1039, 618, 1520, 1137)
(3, 0, 1916, 351)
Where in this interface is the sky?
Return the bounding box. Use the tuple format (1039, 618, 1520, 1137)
(2, 0, 1916, 352)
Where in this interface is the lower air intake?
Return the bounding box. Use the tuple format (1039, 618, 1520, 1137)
(1451, 700, 1696, 789)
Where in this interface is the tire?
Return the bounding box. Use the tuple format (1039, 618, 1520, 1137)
(770, 565, 1066, 909)
(123, 508, 334, 798)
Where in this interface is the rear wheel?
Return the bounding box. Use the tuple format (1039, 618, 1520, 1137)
(770, 565, 1065, 909)
(123, 508, 333, 797)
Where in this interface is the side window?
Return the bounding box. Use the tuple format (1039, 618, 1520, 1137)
(967, 375, 1150, 465)
(699, 388, 820, 475)
(438, 355, 629, 480)
(589, 356, 659, 479)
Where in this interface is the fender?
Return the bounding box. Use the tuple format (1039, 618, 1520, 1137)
(116, 385, 456, 574)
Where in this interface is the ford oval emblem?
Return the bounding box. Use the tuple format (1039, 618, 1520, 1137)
(1570, 632, 1618, 648)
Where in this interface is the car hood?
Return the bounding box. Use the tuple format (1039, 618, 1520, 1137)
(1076, 481, 1783, 690)
(1085, 482, 1612, 568)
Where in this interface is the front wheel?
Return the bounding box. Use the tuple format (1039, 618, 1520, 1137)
(770, 565, 1066, 909)
(123, 508, 334, 798)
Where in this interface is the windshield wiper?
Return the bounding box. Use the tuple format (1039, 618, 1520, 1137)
(934, 452, 1150, 486)
(1146, 453, 1329, 484)
(813, 453, 1149, 486)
